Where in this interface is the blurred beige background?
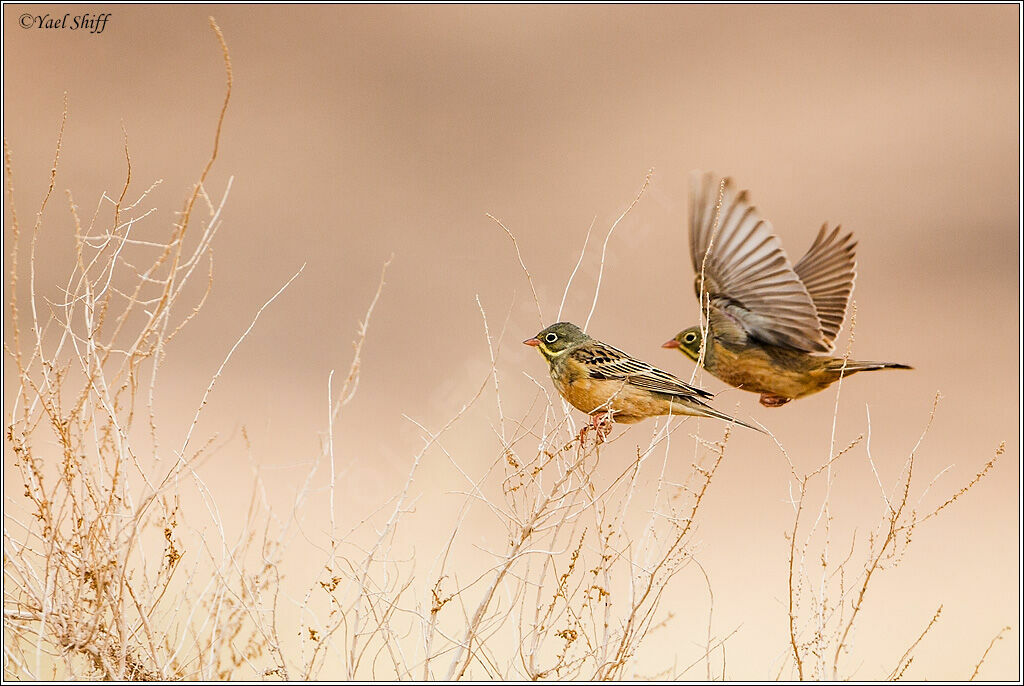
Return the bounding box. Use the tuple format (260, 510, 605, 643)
(3, 4, 1019, 679)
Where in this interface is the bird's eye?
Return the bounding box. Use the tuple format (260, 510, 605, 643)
(545, 332, 558, 343)
(683, 332, 697, 344)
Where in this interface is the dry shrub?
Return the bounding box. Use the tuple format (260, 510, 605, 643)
(773, 328, 1007, 680)
(1, 18, 281, 680)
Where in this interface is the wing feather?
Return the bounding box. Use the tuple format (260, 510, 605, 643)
(572, 342, 714, 399)
(793, 224, 857, 350)
(689, 173, 829, 353)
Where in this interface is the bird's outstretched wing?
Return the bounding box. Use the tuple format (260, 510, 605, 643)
(793, 224, 857, 351)
(689, 172, 830, 353)
(571, 341, 714, 399)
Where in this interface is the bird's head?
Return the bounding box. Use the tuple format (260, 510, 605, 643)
(663, 326, 703, 362)
(523, 322, 587, 359)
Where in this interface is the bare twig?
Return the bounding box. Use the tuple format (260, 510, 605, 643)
(487, 213, 543, 326)
(584, 168, 652, 331)
(968, 625, 1011, 680)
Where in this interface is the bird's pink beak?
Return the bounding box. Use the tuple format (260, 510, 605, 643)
(661, 338, 680, 349)
(523, 337, 541, 347)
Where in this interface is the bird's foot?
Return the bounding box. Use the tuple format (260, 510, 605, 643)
(589, 411, 615, 444)
(578, 412, 614, 444)
(759, 394, 792, 408)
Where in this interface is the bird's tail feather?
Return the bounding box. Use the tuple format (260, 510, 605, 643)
(670, 398, 765, 434)
(828, 359, 913, 373)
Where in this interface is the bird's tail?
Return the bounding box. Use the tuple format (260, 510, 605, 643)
(670, 397, 765, 434)
(828, 359, 914, 374)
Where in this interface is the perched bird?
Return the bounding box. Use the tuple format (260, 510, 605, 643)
(663, 172, 911, 407)
(524, 322, 762, 433)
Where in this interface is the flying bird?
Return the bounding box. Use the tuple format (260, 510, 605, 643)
(664, 172, 911, 407)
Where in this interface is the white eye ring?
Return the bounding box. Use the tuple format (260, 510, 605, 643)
(683, 333, 697, 344)
(545, 332, 558, 343)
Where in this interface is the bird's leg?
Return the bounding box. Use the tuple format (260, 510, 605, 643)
(577, 412, 614, 445)
(590, 411, 615, 443)
(759, 393, 793, 408)
(576, 423, 590, 443)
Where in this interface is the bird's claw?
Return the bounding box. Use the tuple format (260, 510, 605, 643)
(581, 411, 614, 444)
